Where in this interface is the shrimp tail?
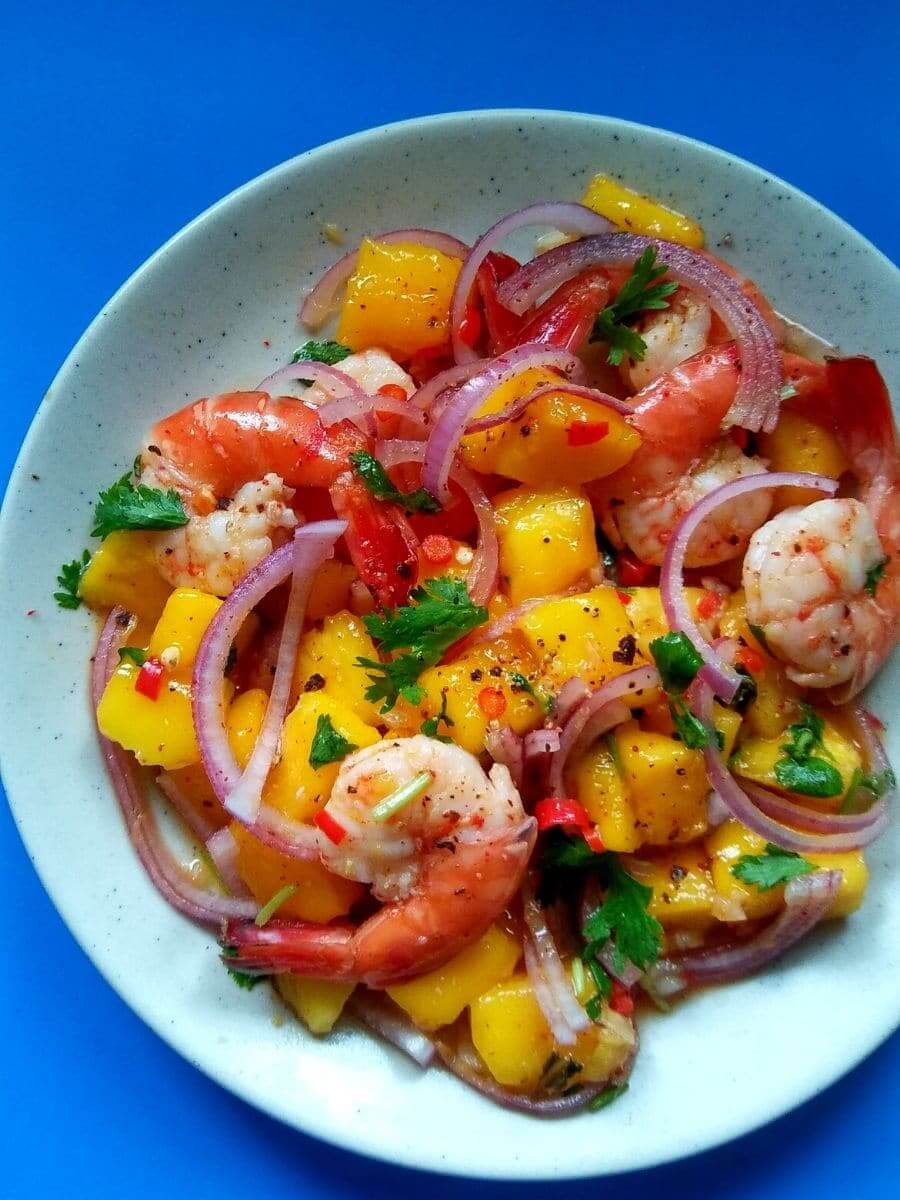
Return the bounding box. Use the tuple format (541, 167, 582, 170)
(221, 818, 537, 986)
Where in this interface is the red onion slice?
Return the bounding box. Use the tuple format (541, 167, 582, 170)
(522, 877, 591, 1045)
(497, 232, 781, 432)
(449, 203, 614, 364)
(745, 783, 888, 838)
(422, 344, 583, 501)
(410, 362, 484, 417)
(661, 471, 838, 704)
(465, 590, 583, 653)
(525, 728, 562, 757)
(649, 868, 842, 994)
(376, 438, 498, 605)
(206, 827, 251, 896)
(93, 610, 258, 928)
(300, 228, 469, 330)
(548, 666, 659, 797)
(350, 991, 436, 1068)
(555, 677, 592, 724)
(484, 726, 525, 789)
(465, 380, 631, 434)
(318, 390, 426, 434)
(193, 522, 345, 823)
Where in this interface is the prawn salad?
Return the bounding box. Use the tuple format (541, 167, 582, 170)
(60, 175, 898, 1116)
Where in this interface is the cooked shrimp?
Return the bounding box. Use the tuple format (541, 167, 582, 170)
(306, 348, 414, 406)
(143, 388, 419, 606)
(744, 357, 900, 699)
(153, 474, 297, 595)
(622, 291, 712, 392)
(616, 440, 772, 567)
(222, 736, 536, 985)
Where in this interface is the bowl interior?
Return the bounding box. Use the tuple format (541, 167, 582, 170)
(1, 110, 898, 1180)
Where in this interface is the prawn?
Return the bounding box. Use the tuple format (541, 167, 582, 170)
(222, 736, 536, 985)
(593, 345, 830, 567)
(744, 357, 900, 700)
(142, 376, 420, 605)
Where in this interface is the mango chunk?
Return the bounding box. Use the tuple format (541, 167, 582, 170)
(624, 586, 711, 661)
(277, 977, 355, 1035)
(469, 974, 635, 1090)
(149, 588, 223, 676)
(624, 845, 717, 929)
(337, 238, 462, 358)
(758, 411, 848, 512)
(226, 687, 268, 769)
(306, 560, 357, 622)
(573, 742, 641, 852)
(494, 485, 599, 604)
(614, 721, 708, 845)
(97, 664, 200, 769)
(387, 925, 521, 1031)
(414, 635, 541, 755)
(582, 173, 704, 248)
(293, 611, 383, 726)
(462, 367, 562, 475)
(517, 587, 646, 693)
(265, 692, 379, 823)
(79, 530, 172, 626)
(706, 819, 867, 921)
(231, 822, 364, 922)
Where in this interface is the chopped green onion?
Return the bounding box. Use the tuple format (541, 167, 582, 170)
(254, 884, 298, 927)
(371, 771, 432, 823)
(570, 956, 587, 999)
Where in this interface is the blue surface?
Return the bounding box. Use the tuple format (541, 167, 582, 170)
(2, 1, 898, 1193)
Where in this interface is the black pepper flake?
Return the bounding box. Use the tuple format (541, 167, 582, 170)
(612, 634, 637, 665)
(304, 673, 326, 692)
(470, 669, 483, 682)
(396, 561, 413, 579)
(670, 865, 687, 884)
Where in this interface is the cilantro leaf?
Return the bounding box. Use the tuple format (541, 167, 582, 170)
(226, 968, 268, 990)
(53, 549, 91, 609)
(668, 697, 711, 749)
(746, 622, 771, 654)
(582, 856, 662, 973)
(92, 473, 189, 539)
(841, 765, 896, 812)
(357, 579, 487, 712)
(590, 247, 678, 366)
(649, 631, 703, 693)
(509, 671, 554, 714)
(541, 829, 603, 869)
(589, 1083, 629, 1112)
(308, 713, 357, 768)
(421, 690, 454, 741)
(773, 704, 843, 797)
(291, 339, 353, 366)
(731, 843, 815, 891)
(865, 556, 889, 597)
(349, 450, 440, 514)
(774, 757, 843, 797)
(117, 646, 147, 667)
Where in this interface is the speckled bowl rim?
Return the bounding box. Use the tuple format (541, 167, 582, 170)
(1, 109, 899, 1181)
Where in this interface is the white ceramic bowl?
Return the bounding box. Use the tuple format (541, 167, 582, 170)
(1, 110, 898, 1180)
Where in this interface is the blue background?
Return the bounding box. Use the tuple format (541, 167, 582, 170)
(2, 0, 898, 1193)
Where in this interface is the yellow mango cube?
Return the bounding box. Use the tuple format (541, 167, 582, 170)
(614, 722, 708, 845)
(624, 845, 717, 929)
(494, 486, 599, 604)
(465, 384, 640, 486)
(461, 367, 562, 475)
(226, 688, 268, 769)
(97, 664, 200, 770)
(149, 588, 223, 676)
(79, 530, 172, 626)
(306, 560, 357, 622)
(387, 925, 521, 1031)
(414, 635, 542, 755)
(231, 822, 365, 922)
(573, 742, 640, 852)
(293, 611, 383, 725)
(706, 819, 867, 921)
(582, 174, 705, 248)
(517, 587, 646, 693)
(758, 411, 848, 512)
(470, 974, 555, 1089)
(264, 692, 379, 823)
(624, 586, 709, 661)
(277, 977, 355, 1035)
(730, 717, 862, 804)
(337, 238, 463, 358)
